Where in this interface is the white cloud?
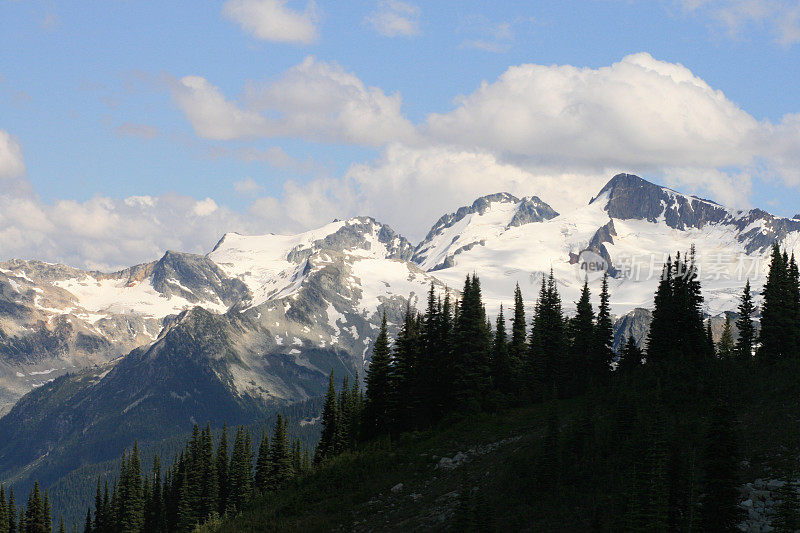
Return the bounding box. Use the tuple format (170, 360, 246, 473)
(681, 0, 800, 45)
(193, 198, 219, 216)
(172, 76, 268, 141)
(173, 57, 416, 146)
(222, 0, 318, 44)
(425, 53, 762, 171)
(365, 1, 421, 37)
(0, 130, 26, 180)
(234, 178, 264, 194)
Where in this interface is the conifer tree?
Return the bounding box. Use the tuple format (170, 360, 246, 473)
(569, 280, 595, 394)
(315, 371, 338, 463)
(759, 244, 789, 362)
(227, 427, 252, 512)
(529, 271, 567, 399)
(268, 415, 293, 490)
(83, 509, 91, 533)
(391, 304, 421, 430)
(25, 482, 45, 533)
(118, 443, 143, 532)
(646, 259, 673, 365)
(595, 272, 614, 379)
(706, 320, 715, 358)
(452, 274, 492, 410)
(492, 304, 510, 396)
(8, 486, 16, 533)
(215, 424, 229, 516)
(58, 517, 64, 533)
(363, 312, 392, 438)
(0, 485, 7, 533)
(509, 283, 527, 392)
(717, 314, 735, 359)
(617, 336, 642, 375)
(736, 279, 756, 360)
(254, 430, 271, 493)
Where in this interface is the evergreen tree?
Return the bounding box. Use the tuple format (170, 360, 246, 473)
(0, 485, 7, 533)
(508, 283, 527, 393)
(452, 274, 492, 410)
(568, 280, 595, 394)
(316, 370, 338, 463)
(227, 427, 252, 513)
(706, 320, 715, 358)
(594, 272, 614, 380)
(83, 509, 91, 533)
(118, 443, 144, 533)
(391, 304, 421, 430)
(268, 415, 293, 490)
(254, 430, 271, 493)
(617, 336, 642, 375)
(8, 486, 16, 533)
(646, 259, 674, 365)
(736, 279, 756, 360)
(529, 271, 567, 399)
(25, 482, 46, 533)
(57, 518, 64, 533)
(363, 312, 392, 438)
(492, 304, 510, 397)
(717, 314, 735, 359)
(759, 243, 789, 363)
(215, 424, 229, 516)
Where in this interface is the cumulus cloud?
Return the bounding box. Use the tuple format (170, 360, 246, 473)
(425, 53, 762, 171)
(365, 1, 421, 37)
(0, 130, 25, 180)
(172, 76, 267, 140)
(222, 0, 318, 44)
(173, 57, 416, 145)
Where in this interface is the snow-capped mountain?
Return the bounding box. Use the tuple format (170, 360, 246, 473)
(420, 173, 800, 324)
(2, 173, 800, 417)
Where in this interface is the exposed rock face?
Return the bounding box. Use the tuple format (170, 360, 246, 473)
(612, 308, 652, 352)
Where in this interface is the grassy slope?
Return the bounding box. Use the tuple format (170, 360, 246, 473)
(202, 399, 591, 532)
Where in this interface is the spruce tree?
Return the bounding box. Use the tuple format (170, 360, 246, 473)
(118, 443, 144, 533)
(25, 482, 45, 533)
(646, 259, 674, 365)
(759, 243, 788, 363)
(452, 274, 492, 410)
(391, 303, 421, 430)
(315, 371, 338, 463)
(529, 271, 567, 399)
(363, 312, 392, 438)
(509, 283, 527, 393)
(617, 335, 642, 375)
(227, 427, 252, 513)
(717, 314, 735, 359)
(83, 509, 91, 533)
(8, 486, 16, 533)
(268, 415, 293, 490)
(0, 485, 7, 533)
(736, 279, 756, 360)
(569, 280, 595, 395)
(215, 424, 229, 516)
(594, 272, 614, 380)
(492, 304, 510, 397)
(254, 430, 271, 493)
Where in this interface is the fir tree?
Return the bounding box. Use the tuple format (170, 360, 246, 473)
(254, 430, 271, 493)
(215, 424, 229, 516)
(569, 279, 595, 394)
(508, 283, 527, 393)
(594, 272, 614, 380)
(759, 244, 789, 362)
(492, 304, 510, 397)
(617, 336, 642, 375)
(736, 279, 756, 360)
(363, 312, 392, 438)
(118, 443, 144, 532)
(83, 509, 91, 533)
(315, 370, 338, 463)
(391, 303, 422, 430)
(529, 271, 567, 399)
(717, 314, 735, 359)
(268, 415, 293, 490)
(8, 486, 16, 533)
(227, 427, 252, 513)
(0, 485, 7, 533)
(25, 482, 45, 533)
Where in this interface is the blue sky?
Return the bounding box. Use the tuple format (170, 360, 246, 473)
(1, 0, 800, 269)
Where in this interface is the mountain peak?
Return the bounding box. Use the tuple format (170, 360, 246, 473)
(590, 173, 728, 231)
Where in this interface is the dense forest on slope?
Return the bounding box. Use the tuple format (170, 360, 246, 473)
(4, 243, 800, 531)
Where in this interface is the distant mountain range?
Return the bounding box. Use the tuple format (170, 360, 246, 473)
(1, 172, 797, 493)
